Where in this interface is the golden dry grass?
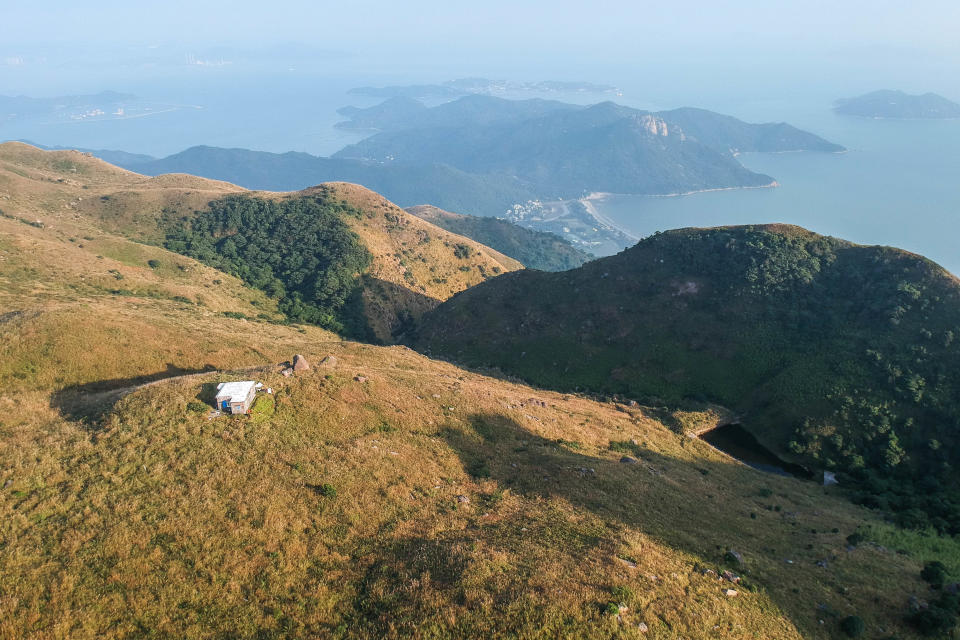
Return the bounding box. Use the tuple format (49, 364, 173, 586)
(0, 143, 522, 342)
(0, 317, 934, 639)
(0, 141, 944, 639)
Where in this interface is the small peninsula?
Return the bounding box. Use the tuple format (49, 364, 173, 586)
(834, 89, 960, 119)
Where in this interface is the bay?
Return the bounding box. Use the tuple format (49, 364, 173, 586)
(591, 105, 960, 275)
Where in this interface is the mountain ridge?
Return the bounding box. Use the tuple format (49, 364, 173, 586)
(414, 223, 960, 533)
(835, 89, 960, 119)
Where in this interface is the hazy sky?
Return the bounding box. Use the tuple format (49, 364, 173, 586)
(2, 0, 958, 102)
(4, 0, 960, 55)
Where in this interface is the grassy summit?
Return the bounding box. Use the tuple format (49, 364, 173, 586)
(0, 143, 956, 638)
(0, 141, 521, 342)
(415, 225, 960, 532)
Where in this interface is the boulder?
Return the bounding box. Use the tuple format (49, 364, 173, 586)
(318, 355, 338, 368)
(293, 354, 310, 372)
(823, 471, 838, 486)
(724, 589, 738, 597)
(355, 375, 368, 383)
(620, 456, 639, 464)
(637, 622, 648, 633)
(456, 495, 470, 504)
(281, 368, 294, 377)
(724, 550, 744, 565)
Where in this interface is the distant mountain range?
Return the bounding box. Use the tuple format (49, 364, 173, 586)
(347, 77, 620, 100)
(0, 91, 135, 120)
(334, 95, 843, 199)
(834, 90, 960, 119)
(14, 94, 843, 254)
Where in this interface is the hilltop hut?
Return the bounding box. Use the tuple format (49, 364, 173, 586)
(214, 381, 258, 414)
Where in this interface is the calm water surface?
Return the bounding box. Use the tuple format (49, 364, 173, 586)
(3, 72, 957, 273)
(593, 105, 960, 275)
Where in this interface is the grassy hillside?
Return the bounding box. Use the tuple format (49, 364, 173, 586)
(406, 204, 591, 271)
(0, 142, 521, 342)
(414, 225, 960, 533)
(0, 279, 943, 640)
(1, 150, 956, 637)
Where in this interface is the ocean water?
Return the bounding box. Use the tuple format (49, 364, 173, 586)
(2, 67, 958, 274)
(590, 103, 960, 276)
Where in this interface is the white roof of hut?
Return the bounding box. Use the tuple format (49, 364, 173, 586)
(216, 381, 257, 399)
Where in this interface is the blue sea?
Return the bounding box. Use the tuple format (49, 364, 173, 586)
(2, 65, 958, 274)
(590, 101, 960, 276)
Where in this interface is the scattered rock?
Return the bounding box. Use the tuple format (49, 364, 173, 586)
(816, 559, 829, 568)
(721, 570, 741, 584)
(620, 456, 639, 464)
(456, 495, 470, 504)
(724, 550, 743, 565)
(281, 368, 294, 377)
(292, 354, 310, 371)
(628, 400, 638, 407)
(701, 568, 717, 577)
(619, 557, 638, 568)
(354, 375, 367, 383)
(909, 595, 929, 612)
(318, 355, 337, 368)
(637, 622, 648, 633)
(724, 589, 738, 597)
(432, 394, 441, 398)
(630, 438, 639, 446)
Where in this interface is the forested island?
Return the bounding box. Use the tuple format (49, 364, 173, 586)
(835, 90, 960, 119)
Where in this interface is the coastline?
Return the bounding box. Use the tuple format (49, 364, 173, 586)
(575, 182, 780, 242)
(577, 194, 640, 241)
(582, 181, 778, 203)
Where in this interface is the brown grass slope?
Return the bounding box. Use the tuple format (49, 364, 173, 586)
(0, 147, 947, 638)
(0, 301, 933, 640)
(0, 142, 521, 342)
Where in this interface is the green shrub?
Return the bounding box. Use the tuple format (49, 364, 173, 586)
(839, 615, 865, 637)
(469, 461, 491, 478)
(921, 561, 948, 588)
(186, 402, 208, 413)
(907, 604, 956, 636)
(318, 483, 337, 498)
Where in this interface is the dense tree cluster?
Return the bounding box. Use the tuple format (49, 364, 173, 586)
(163, 194, 372, 336)
(416, 210, 591, 271)
(415, 226, 960, 531)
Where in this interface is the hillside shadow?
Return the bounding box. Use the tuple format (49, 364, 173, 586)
(362, 277, 441, 343)
(432, 411, 848, 638)
(50, 363, 217, 425)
